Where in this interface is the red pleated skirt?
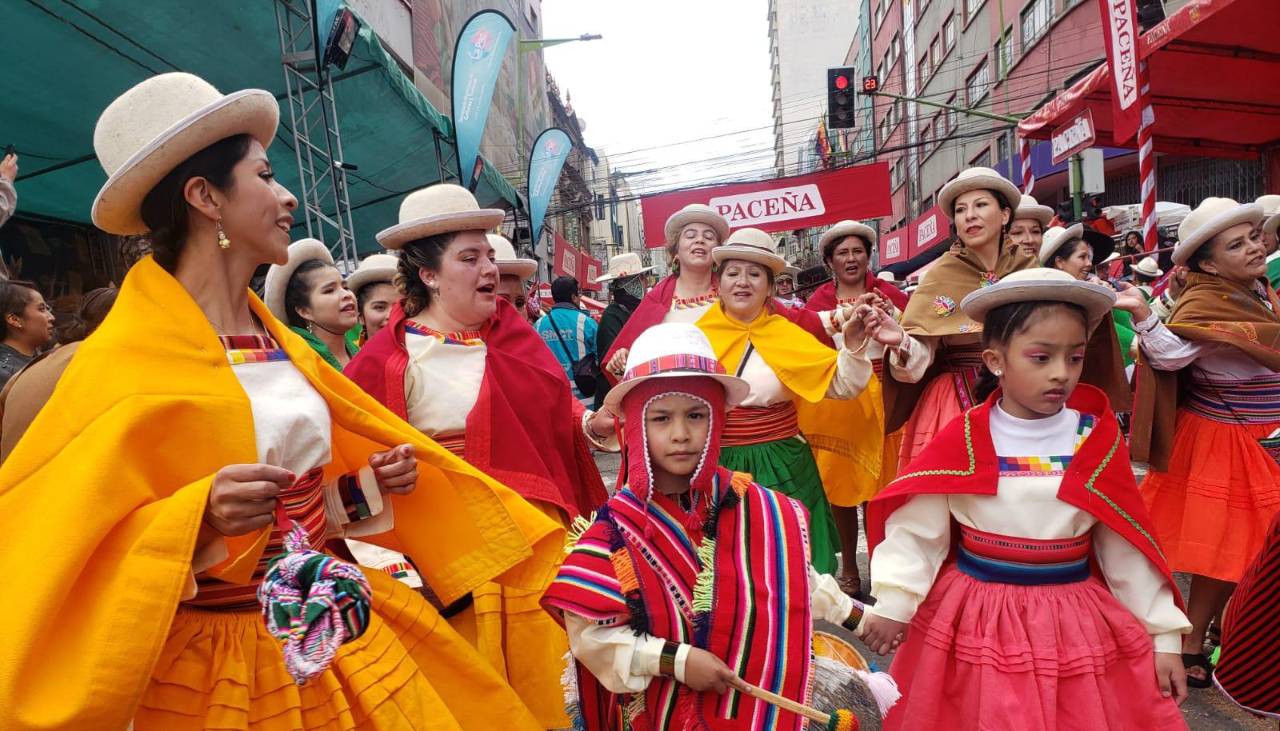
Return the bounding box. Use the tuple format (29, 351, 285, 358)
(883, 564, 1186, 730)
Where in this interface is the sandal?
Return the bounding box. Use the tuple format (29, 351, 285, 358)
(1181, 653, 1212, 689)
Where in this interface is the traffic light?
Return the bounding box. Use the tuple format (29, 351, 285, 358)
(828, 67, 857, 129)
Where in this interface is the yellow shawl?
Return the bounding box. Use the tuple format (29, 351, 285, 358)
(696, 302, 837, 403)
(0, 256, 562, 729)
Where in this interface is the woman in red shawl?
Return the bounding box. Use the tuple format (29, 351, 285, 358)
(345, 183, 612, 727)
(603, 204, 834, 379)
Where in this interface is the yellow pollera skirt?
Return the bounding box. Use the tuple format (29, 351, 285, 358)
(135, 569, 544, 730)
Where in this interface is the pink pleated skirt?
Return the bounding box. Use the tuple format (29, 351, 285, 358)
(883, 564, 1187, 730)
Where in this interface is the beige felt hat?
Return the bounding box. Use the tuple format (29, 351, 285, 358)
(376, 184, 505, 250)
(1132, 256, 1163, 278)
(488, 233, 537, 280)
(664, 204, 730, 244)
(711, 228, 787, 274)
(92, 72, 280, 235)
(960, 267, 1116, 333)
(1014, 194, 1055, 227)
(603, 322, 749, 413)
(781, 263, 801, 279)
(1173, 198, 1264, 265)
(937, 166, 1022, 220)
(264, 238, 333, 323)
(1038, 223, 1084, 265)
(878, 270, 897, 283)
(596, 252, 654, 283)
(346, 253, 399, 296)
(818, 219, 877, 258)
(1256, 194, 1280, 237)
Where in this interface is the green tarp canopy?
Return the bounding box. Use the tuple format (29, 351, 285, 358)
(0, 1, 520, 256)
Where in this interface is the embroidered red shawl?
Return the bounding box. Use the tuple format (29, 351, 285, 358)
(345, 298, 607, 518)
(602, 275, 834, 384)
(865, 384, 1182, 607)
(804, 272, 909, 312)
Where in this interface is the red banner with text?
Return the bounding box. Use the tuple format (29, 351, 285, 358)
(908, 204, 949, 259)
(1097, 0, 1142, 143)
(553, 234, 578, 280)
(879, 226, 910, 266)
(639, 162, 892, 248)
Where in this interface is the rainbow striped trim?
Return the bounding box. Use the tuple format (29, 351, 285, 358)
(671, 291, 717, 310)
(220, 334, 288, 365)
(998, 454, 1071, 475)
(404, 321, 484, 346)
(337, 474, 373, 522)
(382, 561, 416, 579)
(622, 353, 727, 382)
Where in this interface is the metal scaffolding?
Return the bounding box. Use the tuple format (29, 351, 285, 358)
(274, 0, 358, 269)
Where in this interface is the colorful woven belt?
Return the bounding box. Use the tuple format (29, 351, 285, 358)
(955, 525, 1091, 586)
(1185, 375, 1280, 425)
(433, 432, 466, 457)
(722, 402, 800, 446)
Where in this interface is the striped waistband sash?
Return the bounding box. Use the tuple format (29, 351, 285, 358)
(433, 432, 466, 457)
(185, 466, 327, 611)
(956, 525, 1092, 586)
(1185, 376, 1280, 425)
(872, 359, 884, 378)
(722, 402, 800, 446)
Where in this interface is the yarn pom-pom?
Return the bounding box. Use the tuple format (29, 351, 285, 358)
(825, 708, 858, 731)
(851, 668, 901, 718)
(258, 520, 372, 685)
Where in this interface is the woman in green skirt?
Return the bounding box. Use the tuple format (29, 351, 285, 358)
(694, 227, 873, 573)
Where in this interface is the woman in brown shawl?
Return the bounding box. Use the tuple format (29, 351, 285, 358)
(1121, 197, 1280, 689)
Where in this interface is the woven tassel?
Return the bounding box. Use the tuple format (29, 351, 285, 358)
(691, 537, 717, 614)
(560, 651, 586, 731)
(623, 693, 646, 726)
(852, 668, 901, 718)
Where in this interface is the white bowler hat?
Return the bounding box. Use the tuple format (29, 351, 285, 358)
(711, 227, 788, 274)
(488, 234, 537, 280)
(264, 238, 333, 323)
(1038, 223, 1084, 265)
(781, 264, 801, 279)
(937, 166, 1022, 220)
(92, 72, 280, 235)
(818, 219, 877, 258)
(877, 270, 897, 283)
(1014, 194, 1055, 227)
(664, 204, 730, 243)
(346, 253, 399, 295)
(596, 252, 654, 283)
(603, 322, 749, 413)
(1132, 256, 1164, 278)
(960, 267, 1116, 333)
(1173, 197, 1264, 265)
(1256, 194, 1280, 237)
(376, 184, 505, 250)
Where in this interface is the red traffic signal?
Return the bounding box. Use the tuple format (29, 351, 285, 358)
(827, 66, 858, 130)
(861, 76, 880, 93)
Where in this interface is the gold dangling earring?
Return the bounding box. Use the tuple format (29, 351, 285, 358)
(216, 219, 231, 250)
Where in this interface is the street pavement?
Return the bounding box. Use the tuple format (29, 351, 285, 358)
(591, 450, 1270, 730)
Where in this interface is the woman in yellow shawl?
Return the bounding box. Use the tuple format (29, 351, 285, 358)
(0, 72, 561, 730)
(695, 227, 873, 574)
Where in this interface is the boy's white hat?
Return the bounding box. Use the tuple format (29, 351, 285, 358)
(603, 323, 749, 412)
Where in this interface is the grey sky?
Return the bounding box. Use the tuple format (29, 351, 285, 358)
(541, 0, 777, 195)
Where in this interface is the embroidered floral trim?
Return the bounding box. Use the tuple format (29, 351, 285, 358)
(979, 271, 999, 287)
(932, 295, 957, 317)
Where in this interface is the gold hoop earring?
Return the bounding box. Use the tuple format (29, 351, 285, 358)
(216, 219, 231, 250)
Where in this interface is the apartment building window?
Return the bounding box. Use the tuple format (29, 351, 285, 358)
(996, 134, 1011, 164)
(971, 148, 992, 168)
(891, 157, 906, 189)
(875, 0, 888, 29)
(944, 13, 957, 49)
(946, 94, 958, 133)
(930, 37, 941, 70)
(889, 33, 901, 69)
(966, 58, 991, 105)
(1021, 0, 1052, 52)
(994, 28, 1013, 78)
(921, 123, 933, 155)
(918, 0, 931, 18)
(966, 0, 984, 21)
(918, 54, 930, 84)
